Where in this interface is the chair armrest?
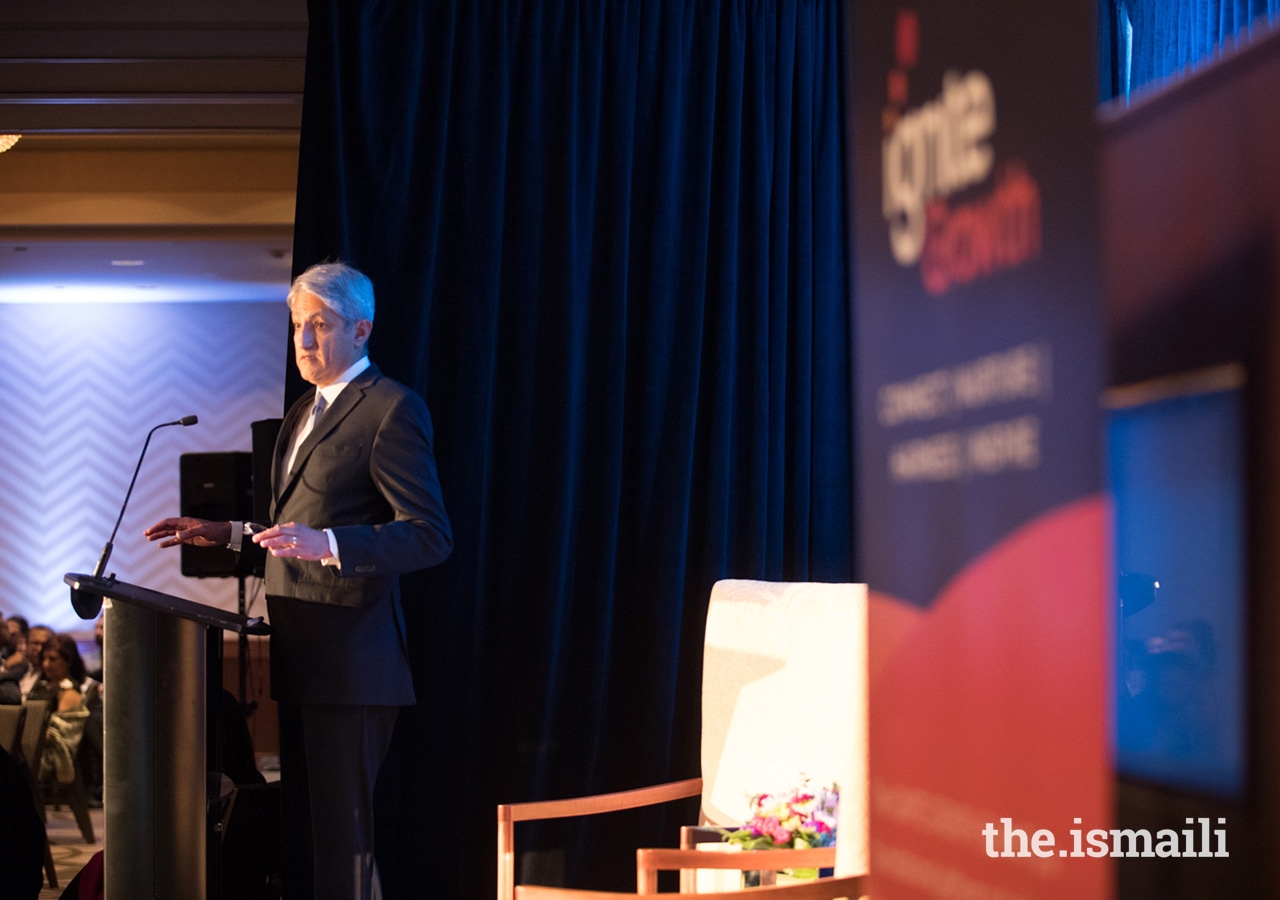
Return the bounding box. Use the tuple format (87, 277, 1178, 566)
(517, 873, 866, 900)
(498, 778, 702, 900)
(500, 777, 702, 824)
(640, 846, 837, 871)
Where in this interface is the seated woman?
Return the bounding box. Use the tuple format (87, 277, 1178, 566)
(31, 634, 91, 785)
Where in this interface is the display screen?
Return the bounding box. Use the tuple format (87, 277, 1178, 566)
(1108, 379, 1246, 798)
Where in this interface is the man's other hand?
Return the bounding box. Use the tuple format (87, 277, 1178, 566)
(252, 521, 334, 561)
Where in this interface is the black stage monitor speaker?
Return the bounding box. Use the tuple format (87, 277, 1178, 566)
(250, 418, 283, 525)
(180, 452, 253, 578)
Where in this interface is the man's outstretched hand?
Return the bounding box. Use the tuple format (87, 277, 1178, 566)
(144, 517, 232, 548)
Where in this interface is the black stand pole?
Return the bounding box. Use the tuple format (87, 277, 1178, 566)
(237, 575, 250, 712)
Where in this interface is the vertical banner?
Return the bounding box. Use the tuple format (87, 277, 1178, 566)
(851, 4, 1111, 899)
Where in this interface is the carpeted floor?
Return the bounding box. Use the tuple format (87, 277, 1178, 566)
(38, 805, 103, 900)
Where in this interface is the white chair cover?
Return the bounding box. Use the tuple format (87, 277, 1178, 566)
(700, 580, 868, 876)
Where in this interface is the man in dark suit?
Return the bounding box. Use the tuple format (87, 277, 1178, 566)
(146, 262, 452, 900)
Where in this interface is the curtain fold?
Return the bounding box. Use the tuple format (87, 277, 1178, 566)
(292, 1, 853, 896)
(1099, 0, 1279, 99)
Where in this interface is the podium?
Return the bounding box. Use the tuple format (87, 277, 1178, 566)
(65, 572, 270, 900)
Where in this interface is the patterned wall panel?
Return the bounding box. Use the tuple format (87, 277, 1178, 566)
(0, 301, 288, 632)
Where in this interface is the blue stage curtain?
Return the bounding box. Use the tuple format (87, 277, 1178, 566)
(1099, 0, 1279, 99)
(290, 1, 853, 896)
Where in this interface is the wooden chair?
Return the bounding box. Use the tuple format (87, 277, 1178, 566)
(18, 698, 49, 771)
(41, 749, 97, 843)
(498, 581, 868, 899)
(516, 873, 867, 900)
(24, 697, 96, 844)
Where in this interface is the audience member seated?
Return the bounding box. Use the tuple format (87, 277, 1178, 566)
(28, 634, 91, 786)
(4, 614, 26, 658)
(0, 619, 24, 705)
(78, 622, 104, 803)
(4, 614, 26, 640)
(17, 626, 51, 702)
(3, 614, 29, 673)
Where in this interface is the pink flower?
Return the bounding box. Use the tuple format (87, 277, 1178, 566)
(752, 816, 781, 838)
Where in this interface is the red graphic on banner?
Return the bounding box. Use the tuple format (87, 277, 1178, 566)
(868, 498, 1112, 899)
(921, 162, 1042, 295)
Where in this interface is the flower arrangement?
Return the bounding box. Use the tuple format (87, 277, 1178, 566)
(721, 780, 839, 852)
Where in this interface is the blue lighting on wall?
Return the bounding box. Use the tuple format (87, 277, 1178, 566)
(0, 280, 287, 304)
(1109, 386, 1246, 798)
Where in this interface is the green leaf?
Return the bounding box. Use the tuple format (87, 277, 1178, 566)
(784, 869, 820, 880)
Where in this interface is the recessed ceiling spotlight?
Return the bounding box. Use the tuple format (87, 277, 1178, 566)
(110, 260, 146, 267)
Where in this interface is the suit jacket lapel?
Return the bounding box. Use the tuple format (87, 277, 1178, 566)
(273, 364, 380, 516)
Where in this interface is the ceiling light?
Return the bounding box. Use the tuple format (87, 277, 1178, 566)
(110, 260, 146, 267)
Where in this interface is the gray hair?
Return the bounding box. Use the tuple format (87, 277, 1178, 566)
(287, 261, 376, 323)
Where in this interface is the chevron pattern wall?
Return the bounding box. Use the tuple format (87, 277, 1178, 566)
(0, 301, 288, 632)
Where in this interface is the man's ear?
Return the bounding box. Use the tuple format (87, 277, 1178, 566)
(354, 319, 372, 348)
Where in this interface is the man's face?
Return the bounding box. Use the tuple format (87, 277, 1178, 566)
(27, 627, 50, 668)
(291, 290, 371, 387)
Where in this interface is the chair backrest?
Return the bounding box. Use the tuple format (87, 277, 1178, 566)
(19, 699, 50, 770)
(0, 703, 24, 756)
(699, 580, 867, 876)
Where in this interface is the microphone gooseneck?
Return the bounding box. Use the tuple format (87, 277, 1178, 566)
(92, 415, 200, 579)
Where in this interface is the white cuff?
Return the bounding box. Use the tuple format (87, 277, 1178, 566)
(321, 528, 341, 568)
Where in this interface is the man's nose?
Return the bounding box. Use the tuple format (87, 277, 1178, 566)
(297, 324, 316, 348)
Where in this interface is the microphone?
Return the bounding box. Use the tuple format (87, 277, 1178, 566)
(91, 415, 200, 580)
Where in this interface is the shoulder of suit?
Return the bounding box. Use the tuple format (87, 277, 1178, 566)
(358, 365, 421, 402)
